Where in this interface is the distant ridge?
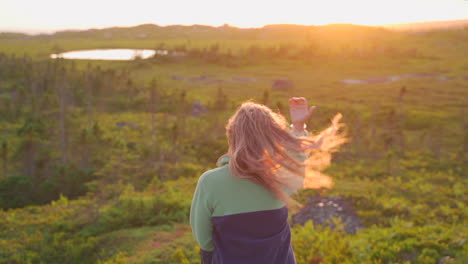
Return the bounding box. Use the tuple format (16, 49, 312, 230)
(380, 19, 468, 31)
(0, 23, 386, 41)
(1, 19, 467, 37)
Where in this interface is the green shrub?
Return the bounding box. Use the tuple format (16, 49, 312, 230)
(349, 219, 467, 264)
(0, 174, 33, 208)
(0, 165, 95, 209)
(81, 184, 190, 236)
(97, 252, 130, 264)
(292, 220, 357, 264)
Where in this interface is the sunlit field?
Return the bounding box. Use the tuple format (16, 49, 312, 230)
(0, 23, 467, 263)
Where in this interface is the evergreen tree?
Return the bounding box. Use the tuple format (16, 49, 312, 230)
(149, 78, 158, 154)
(1, 138, 7, 179)
(262, 88, 270, 106)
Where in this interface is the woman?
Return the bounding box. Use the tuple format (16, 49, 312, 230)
(190, 97, 347, 264)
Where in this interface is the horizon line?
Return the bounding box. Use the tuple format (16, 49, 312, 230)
(2, 18, 468, 35)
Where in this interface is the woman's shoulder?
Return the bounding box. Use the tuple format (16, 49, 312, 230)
(216, 154, 230, 167)
(198, 155, 232, 186)
(197, 164, 231, 188)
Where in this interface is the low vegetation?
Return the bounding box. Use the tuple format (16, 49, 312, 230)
(0, 24, 467, 263)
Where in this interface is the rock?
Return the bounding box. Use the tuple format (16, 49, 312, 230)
(188, 75, 209, 83)
(191, 100, 208, 116)
(292, 196, 364, 234)
(171, 75, 184, 81)
(116, 122, 139, 129)
(272, 79, 294, 90)
(232, 77, 257, 82)
(206, 78, 224, 84)
(342, 79, 367, 85)
(187, 75, 224, 84)
(437, 76, 451, 81)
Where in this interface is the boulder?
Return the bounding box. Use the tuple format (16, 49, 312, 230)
(171, 75, 185, 81)
(342, 79, 367, 85)
(116, 122, 139, 129)
(292, 196, 364, 234)
(191, 100, 208, 116)
(232, 77, 257, 82)
(272, 79, 294, 90)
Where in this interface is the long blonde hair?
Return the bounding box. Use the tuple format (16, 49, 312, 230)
(223, 101, 348, 207)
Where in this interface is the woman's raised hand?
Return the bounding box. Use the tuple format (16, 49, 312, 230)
(288, 97, 316, 132)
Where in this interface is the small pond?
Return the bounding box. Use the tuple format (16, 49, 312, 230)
(50, 49, 167, 60)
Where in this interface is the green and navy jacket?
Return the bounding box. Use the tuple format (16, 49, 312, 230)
(190, 130, 307, 264)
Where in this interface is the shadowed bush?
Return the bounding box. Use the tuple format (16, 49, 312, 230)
(80, 184, 190, 236)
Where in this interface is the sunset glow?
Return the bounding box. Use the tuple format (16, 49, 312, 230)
(1, 0, 467, 33)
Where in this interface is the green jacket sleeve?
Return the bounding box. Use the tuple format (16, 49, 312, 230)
(190, 173, 215, 251)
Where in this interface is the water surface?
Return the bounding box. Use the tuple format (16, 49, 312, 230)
(50, 49, 163, 60)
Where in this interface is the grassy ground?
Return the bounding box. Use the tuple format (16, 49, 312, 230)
(0, 25, 467, 263)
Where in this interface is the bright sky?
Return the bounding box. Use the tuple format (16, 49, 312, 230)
(1, 0, 467, 33)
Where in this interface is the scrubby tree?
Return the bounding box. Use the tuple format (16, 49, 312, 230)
(214, 86, 227, 110)
(16, 116, 46, 180)
(261, 88, 270, 106)
(56, 67, 69, 164)
(148, 78, 158, 153)
(1, 138, 7, 178)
